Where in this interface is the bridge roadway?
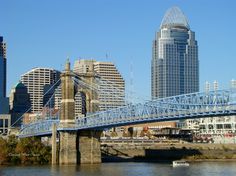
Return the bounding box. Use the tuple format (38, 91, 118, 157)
(19, 89, 236, 138)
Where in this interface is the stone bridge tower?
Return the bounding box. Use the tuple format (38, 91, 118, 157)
(59, 60, 101, 164)
(76, 71, 101, 164)
(59, 60, 77, 164)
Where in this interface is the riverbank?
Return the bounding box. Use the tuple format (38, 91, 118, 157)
(101, 143, 236, 162)
(0, 136, 51, 165)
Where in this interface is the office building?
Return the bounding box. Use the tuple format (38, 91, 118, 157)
(0, 36, 9, 132)
(93, 61, 125, 110)
(0, 36, 7, 98)
(9, 82, 31, 126)
(73, 59, 125, 112)
(151, 7, 199, 99)
(20, 68, 60, 113)
(0, 36, 9, 114)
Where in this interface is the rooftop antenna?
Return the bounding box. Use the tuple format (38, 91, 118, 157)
(105, 53, 108, 60)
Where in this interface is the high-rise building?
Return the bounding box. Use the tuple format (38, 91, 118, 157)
(9, 82, 31, 126)
(20, 68, 60, 113)
(151, 7, 199, 99)
(0, 36, 9, 114)
(0, 36, 10, 132)
(93, 61, 125, 110)
(73, 59, 125, 112)
(0, 36, 6, 98)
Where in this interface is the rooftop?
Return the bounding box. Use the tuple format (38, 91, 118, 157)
(160, 6, 190, 30)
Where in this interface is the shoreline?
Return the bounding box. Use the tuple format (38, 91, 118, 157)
(1, 159, 236, 166)
(101, 143, 236, 162)
(102, 156, 236, 163)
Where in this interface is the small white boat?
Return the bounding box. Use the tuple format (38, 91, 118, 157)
(172, 160, 189, 167)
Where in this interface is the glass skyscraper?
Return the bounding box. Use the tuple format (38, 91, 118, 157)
(151, 7, 199, 99)
(0, 36, 9, 114)
(0, 36, 6, 98)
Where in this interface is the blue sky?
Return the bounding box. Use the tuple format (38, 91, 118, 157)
(1, 0, 236, 99)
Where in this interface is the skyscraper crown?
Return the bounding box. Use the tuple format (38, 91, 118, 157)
(160, 6, 190, 29)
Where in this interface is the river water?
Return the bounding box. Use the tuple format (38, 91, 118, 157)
(0, 162, 236, 176)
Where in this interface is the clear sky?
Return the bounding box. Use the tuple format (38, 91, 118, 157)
(1, 0, 236, 99)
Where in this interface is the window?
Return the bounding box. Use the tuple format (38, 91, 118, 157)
(216, 124, 223, 129)
(224, 124, 231, 129)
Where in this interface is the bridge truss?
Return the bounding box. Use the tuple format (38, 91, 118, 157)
(19, 82, 236, 138)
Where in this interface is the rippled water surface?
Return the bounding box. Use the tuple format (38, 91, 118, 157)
(1, 162, 236, 176)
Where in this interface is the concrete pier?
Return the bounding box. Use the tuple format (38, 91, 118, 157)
(59, 131, 77, 164)
(78, 130, 102, 164)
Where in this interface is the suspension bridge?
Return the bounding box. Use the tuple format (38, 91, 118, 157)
(15, 60, 236, 164)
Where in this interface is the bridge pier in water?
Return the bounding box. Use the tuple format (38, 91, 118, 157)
(58, 60, 101, 165)
(58, 130, 102, 164)
(78, 130, 102, 164)
(59, 131, 77, 164)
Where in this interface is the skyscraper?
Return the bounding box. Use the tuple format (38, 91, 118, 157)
(151, 7, 199, 99)
(20, 68, 60, 113)
(0, 36, 6, 98)
(0, 36, 10, 132)
(74, 59, 125, 111)
(9, 82, 31, 126)
(93, 61, 125, 110)
(0, 36, 9, 114)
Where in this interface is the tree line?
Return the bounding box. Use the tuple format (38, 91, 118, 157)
(0, 135, 51, 165)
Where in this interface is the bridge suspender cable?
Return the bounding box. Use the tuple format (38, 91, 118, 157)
(10, 78, 61, 127)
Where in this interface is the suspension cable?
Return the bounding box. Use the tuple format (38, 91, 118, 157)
(11, 78, 61, 127)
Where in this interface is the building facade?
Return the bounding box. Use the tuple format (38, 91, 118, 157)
(199, 116, 236, 135)
(0, 36, 9, 114)
(93, 61, 125, 111)
(73, 59, 125, 112)
(0, 114, 11, 135)
(0, 36, 9, 131)
(20, 68, 60, 113)
(151, 7, 199, 99)
(9, 82, 31, 126)
(0, 36, 7, 98)
(197, 81, 236, 143)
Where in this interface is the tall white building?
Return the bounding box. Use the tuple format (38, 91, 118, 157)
(20, 68, 60, 113)
(93, 61, 125, 110)
(73, 59, 125, 112)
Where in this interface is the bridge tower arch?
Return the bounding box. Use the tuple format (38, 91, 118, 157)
(59, 60, 77, 164)
(75, 71, 102, 164)
(59, 60, 102, 164)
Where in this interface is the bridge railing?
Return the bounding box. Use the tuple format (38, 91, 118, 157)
(19, 88, 236, 137)
(74, 89, 236, 129)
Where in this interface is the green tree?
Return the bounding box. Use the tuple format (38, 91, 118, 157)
(16, 137, 51, 164)
(6, 135, 20, 164)
(0, 137, 8, 164)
